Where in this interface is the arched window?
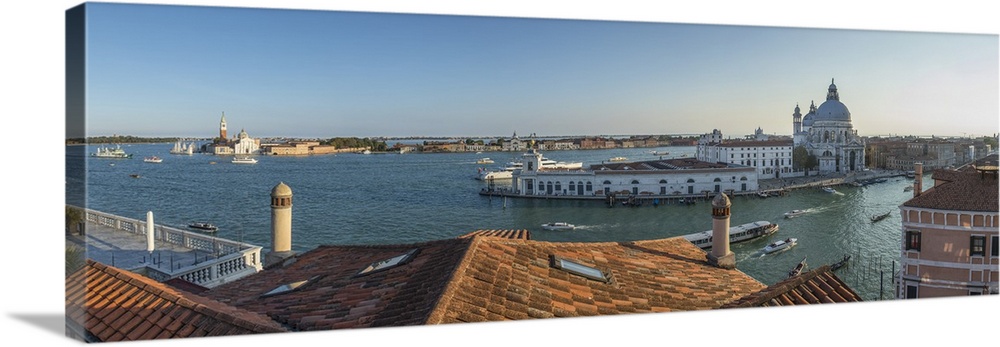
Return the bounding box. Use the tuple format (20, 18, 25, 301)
(713, 178, 722, 182)
(586, 181, 593, 191)
(687, 178, 695, 183)
(631, 179, 640, 185)
(603, 180, 612, 185)
(659, 179, 667, 184)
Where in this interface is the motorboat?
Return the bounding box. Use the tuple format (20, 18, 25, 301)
(783, 209, 808, 219)
(143, 156, 163, 163)
(128, 174, 140, 178)
(870, 211, 891, 222)
(609, 156, 628, 162)
(92, 144, 133, 159)
(541, 222, 576, 231)
(476, 158, 495, 164)
(232, 156, 258, 164)
(787, 256, 807, 277)
(757, 191, 769, 198)
(188, 222, 218, 232)
(821, 187, 837, 194)
(683, 221, 779, 250)
(763, 238, 797, 254)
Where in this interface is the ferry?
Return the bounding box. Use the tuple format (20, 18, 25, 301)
(92, 145, 133, 159)
(232, 156, 258, 164)
(143, 156, 163, 163)
(682, 221, 779, 250)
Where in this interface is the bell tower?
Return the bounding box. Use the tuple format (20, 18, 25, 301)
(219, 112, 228, 140)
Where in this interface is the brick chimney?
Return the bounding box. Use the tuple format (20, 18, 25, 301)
(913, 162, 923, 198)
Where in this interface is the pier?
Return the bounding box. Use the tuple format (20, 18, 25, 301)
(65, 206, 264, 288)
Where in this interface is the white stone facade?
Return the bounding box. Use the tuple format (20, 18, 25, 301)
(792, 79, 866, 173)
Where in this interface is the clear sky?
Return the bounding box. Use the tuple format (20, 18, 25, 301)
(80, 2, 999, 139)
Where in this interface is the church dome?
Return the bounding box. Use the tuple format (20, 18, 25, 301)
(814, 78, 851, 122)
(802, 113, 814, 127)
(271, 182, 292, 197)
(815, 100, 851, 122)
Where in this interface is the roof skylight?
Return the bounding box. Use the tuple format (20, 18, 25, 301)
(356, 248, 419, 277)
(260, 275, 319, 298)
(550, 255, 609, 283)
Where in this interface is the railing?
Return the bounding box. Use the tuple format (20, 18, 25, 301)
(76, 206, 263, 288)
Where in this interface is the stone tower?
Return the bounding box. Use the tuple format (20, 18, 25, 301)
(266, 181, 295, 266)
(708, 192, 736, 269)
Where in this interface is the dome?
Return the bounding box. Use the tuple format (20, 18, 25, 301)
(711, 192, 731, 208)
(802, 113, 814, 127)
(271, 182, 292, 197)
(815, 99, 851, 122)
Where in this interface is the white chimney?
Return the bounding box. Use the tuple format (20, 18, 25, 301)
(146, 211, 154, 253)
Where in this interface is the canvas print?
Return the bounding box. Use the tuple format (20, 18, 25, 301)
(64, 1, 999, 343)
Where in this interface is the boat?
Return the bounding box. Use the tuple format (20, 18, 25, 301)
(476, 151, 583, 181)
(187, 222, 218, 232)
(91, 144, 133, 159)
(821, 187, 837, 194)
(232, 156, 258, 164)
(763, 237, 797, 254)
(787, 256, 807, 277)
(903, 186, 914, 192)
(905, 171, 916, 178)
(143, 156, 163, 163)
(682, 221, 779, 250)
(830, 254, 851, 271)
(169, 140, 195, 155)
(128, 174, 140, 178)
(783, 209, 808, 218)
(870, 211, 891, 222)
(541, 222, 576, 231)
(476, 158, 495, 164)
(757, 191, 769, 198)
(609, 156, 628, 162)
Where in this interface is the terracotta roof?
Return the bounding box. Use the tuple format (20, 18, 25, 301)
(721, 265, 862, 308)
(457, 229, 531, 240)
(65, 260, 287, 342)
(903, 154, 999, 212)
(203, 235, 766, 331)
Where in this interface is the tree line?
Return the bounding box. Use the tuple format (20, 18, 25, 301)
(321, 137, 388, 151)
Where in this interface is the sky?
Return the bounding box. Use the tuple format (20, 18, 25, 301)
(76, 1, 999, 139)
(2, 2, 999, 347)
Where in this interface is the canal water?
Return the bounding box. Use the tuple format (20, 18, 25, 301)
(67, 143, 920, 301)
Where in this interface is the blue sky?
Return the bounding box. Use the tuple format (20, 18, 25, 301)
(81, 2, 999, 139)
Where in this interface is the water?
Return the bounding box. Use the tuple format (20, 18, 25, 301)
(67, 143, 916, 300)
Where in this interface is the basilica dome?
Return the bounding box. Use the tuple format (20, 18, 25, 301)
(814, 79, 851, 122)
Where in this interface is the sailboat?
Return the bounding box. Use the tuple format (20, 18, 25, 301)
(170, 139, 195, 155)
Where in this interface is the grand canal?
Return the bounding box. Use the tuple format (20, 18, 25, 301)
(68, 143, 921, 301)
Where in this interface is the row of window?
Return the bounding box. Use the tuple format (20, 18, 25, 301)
(905, 231, 999, 257)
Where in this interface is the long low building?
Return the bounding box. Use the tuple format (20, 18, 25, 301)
(511, 149, 759, 198)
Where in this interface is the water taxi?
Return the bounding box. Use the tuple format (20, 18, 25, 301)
(821, 187, 837, 194)
(541, 222, 576, 231)
(143, 156, 163, 163)
(763, 238, 797, 254)
(609, 156, 628, 162)
(783, 209, 809, 218)
(476, 158, 495, 164)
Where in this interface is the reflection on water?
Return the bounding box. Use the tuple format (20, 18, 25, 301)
(72, 143, 918, 300)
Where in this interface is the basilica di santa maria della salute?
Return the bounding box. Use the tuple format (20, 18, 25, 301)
(792, 79, 866, 173)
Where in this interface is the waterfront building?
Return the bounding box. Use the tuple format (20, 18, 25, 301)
(896, 155, 999, 298)
(697, 129, 794, 179)
(232, 128, 261, 155)
(201, 112, 261, 155)
(511, 149, 759, 197)
(262, 141, 337, 155)
(500, 131, 526, 152)
(792, 79, 866, 173)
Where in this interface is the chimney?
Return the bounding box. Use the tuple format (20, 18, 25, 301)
(146, 211, 155, 254)
(707, 192, 735, 269)
(913, 162, 923, 198)
(266, 182, 296, 266)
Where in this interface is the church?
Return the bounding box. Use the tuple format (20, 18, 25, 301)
(201, 112, 261, 155)
(792, 79, 866, 173)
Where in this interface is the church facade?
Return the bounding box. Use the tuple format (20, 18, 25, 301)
(792, 79, 866, 173)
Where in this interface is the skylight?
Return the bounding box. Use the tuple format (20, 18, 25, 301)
(260, 275, 319, 298)
(551, 255, 609, 283)
(356, 248, 419, 276)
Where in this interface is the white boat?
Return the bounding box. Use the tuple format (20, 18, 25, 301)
(169, 140, 195, 155)
(682, 221, 779, 250)
(476, 158, 495, 164)
(541, 222, 575, 231)
(763, 238, 797, 254)
(476, 151, 582, 181)
(143, 156, 163, 163)
(91, 145, 133, 159)
(232, 156, 258, 164)
(609, 156, 628, 162)
(188, 222, 218, 232)
(821, 187, 837, 194)
(783, 209, 808, 218)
